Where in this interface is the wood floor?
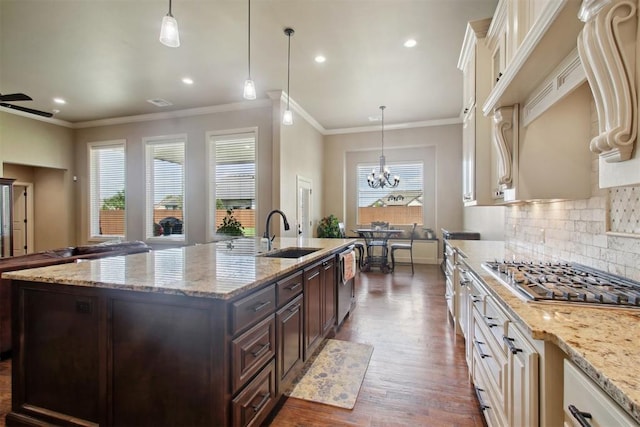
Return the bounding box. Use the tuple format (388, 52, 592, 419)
(267, 264, 485, 426)
(0, 264, 485, 427)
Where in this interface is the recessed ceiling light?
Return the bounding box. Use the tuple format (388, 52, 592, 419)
(147, 98, 173, 107)
(404, 39, 417, 48)
(53, 97, 66, 104)
(182, 77, 194, 85)
(314, 55, 326, 63)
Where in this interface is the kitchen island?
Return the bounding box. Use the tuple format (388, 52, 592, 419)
(3, 237, 355, 427)
(447, 240, 640, 426)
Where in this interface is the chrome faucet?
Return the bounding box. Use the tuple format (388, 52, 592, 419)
(264, 209, 290, 250)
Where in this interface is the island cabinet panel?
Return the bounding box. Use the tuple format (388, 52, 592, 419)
(321, 257, 336, 337)
(231, 314, 276, 394)
(303, 263, 322, 360)
(16, 286, 101, 424)
(276, 294, 303, 394)
(110, 297, 216, 427)
(231, 284, 276, 335)
(231, 359, 276, 427)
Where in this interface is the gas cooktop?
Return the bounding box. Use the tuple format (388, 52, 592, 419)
(482, 261, 640, 308)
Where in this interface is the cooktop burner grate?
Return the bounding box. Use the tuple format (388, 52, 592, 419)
(482, 261, 640, 307)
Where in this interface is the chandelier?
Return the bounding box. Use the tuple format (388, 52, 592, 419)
(367, 106, 400, 188)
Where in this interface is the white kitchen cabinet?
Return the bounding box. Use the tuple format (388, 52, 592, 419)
(563, 359, 637, 427)
(458, 18, 494, 206)
(505, 321, 539, 427)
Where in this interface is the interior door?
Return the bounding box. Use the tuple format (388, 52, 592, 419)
(13, 184, 27, 256)
(296, 176, 312, 238)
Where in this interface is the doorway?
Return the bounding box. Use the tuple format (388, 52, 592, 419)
(13, 182, 34, 255)
(296, 176, 312, 238)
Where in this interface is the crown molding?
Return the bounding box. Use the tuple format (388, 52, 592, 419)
(72, 99, 272, 129)
(324, 117, 462, 135)
(1, 108, 74, 128)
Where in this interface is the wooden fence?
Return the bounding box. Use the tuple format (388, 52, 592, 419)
(99, 209, 256, 235)
(358, 206, 423, 225)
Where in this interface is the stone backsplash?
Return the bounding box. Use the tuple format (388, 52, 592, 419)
(504, 102, 640, 282)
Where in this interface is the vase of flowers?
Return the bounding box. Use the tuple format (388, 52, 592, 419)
(216, 209, 244, 237)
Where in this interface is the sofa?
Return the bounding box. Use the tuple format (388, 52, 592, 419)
(0, 240, 151, 359)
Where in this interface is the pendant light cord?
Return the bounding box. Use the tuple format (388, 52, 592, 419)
(286, 30, 291, 110)
(247, 0, 251, 79)
(168, 0, 173, 16)
(380, 106, 385, 156)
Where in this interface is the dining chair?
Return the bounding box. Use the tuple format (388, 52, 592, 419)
(390, 223, 417, 274)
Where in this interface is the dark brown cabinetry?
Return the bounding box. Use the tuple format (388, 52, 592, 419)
(276, 294, 303, 394)
(303, 255, 337, 360)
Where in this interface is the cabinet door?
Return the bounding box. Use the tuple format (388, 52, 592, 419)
(321, 257, 336, 335)
(462, 109, 476, 203)
(17, 288, 100, 424)
(505, 322, 539, 427)
(303, 263, 322, 360)
(276, 294, 303, 394)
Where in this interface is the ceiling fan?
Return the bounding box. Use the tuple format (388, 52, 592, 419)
(0, 93, 53, 118)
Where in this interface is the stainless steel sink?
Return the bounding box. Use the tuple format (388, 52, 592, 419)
(261, 247, 322, 258)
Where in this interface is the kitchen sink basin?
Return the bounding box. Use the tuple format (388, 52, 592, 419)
(262, 247, 322, 258)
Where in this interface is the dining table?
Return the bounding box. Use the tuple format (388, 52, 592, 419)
(354, 228, 403, 273)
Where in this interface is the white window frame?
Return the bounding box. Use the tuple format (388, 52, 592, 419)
(144, 134, 187, 243)
(356, 160, 425, 226)
(88, 139, 126, 241)
(206, 127, 258, 241)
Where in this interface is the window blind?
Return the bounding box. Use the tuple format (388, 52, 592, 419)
(210, 132, 256, 237)
(145, 138, 185, 239)
(357, 162, 424, 225)
(89, 141, 125, 238)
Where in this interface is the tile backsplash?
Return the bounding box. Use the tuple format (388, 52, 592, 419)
(504, 102, 640, 282)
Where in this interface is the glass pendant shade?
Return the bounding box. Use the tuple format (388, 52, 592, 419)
(282, 109, 293, 126)
(243, 79, 256, 100)
(159, 14, 180, 47)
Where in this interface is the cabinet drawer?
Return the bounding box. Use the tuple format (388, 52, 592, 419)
(468, 276, 486, 314)
(276, 271, 303, 307)
(231, 284, 276, 334)
(563, 360, 637, 427)
(484, 296, 509, 356)
(231, 314, 276, 394)
(232, 359, 277, 427)
(473, 317, 508, 410)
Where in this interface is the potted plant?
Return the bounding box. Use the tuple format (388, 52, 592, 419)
(317, 214, 342, 238)
(216, 209, 244, 237)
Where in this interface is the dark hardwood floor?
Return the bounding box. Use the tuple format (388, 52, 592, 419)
(0, 264, 484, 427)
(267, 264, 485, 426)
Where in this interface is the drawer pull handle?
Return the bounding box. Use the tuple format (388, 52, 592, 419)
(474, 386, 491, 411)
(288, 303, 301, 313)
(568, 404, 593, 427)
(285, 282, 302, 291)
(471, 297, 482, 304)
(474, 339, 491, 359)
(251, 342, 271, 358)
(251, 392, 271, 413)
(503, 336, 522, 354)
(460, 279, 471, 286)
(252, 301, 271, 312)
(483, 316, 497, 328)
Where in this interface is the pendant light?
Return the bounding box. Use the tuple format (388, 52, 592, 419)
(282, 27, 295, 126)
(159, 0, 180, 48)
(243, 0, 256, 99)
(367, 106, 400, 188)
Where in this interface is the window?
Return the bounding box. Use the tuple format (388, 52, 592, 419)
(357, 162, 424, 226)
(89, 140, 126, 239)
(145, 136, 186, 240)
(209, 131, 256, 238)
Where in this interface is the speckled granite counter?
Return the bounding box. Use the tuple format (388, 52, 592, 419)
(2, 237, 355, 300)
(448, 240, 640, 424)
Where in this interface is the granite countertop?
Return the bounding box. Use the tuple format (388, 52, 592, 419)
(448, 240, 640, 424)
(2, 237, 355, 300)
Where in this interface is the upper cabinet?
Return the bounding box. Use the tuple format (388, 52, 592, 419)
(458, 18, 494, 206)
(578, 0, 640, 188)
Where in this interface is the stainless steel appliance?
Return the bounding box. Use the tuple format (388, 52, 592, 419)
(483, 260, 640, 308)
(337, 245, 356, 326)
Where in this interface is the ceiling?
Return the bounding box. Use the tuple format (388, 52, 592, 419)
(0, 0, 498, 131)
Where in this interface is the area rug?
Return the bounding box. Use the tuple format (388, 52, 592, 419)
(288, 339, 374, 409)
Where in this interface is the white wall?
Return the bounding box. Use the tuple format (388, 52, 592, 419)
(463, 206, 505, 240)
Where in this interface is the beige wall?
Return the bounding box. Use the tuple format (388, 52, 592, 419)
(277, 103, 324, 237)
(463, 206, 505, 240)
(0, 112, 76, 250)
(74, 105, 273, 246)
(323, 123, 465, 254)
